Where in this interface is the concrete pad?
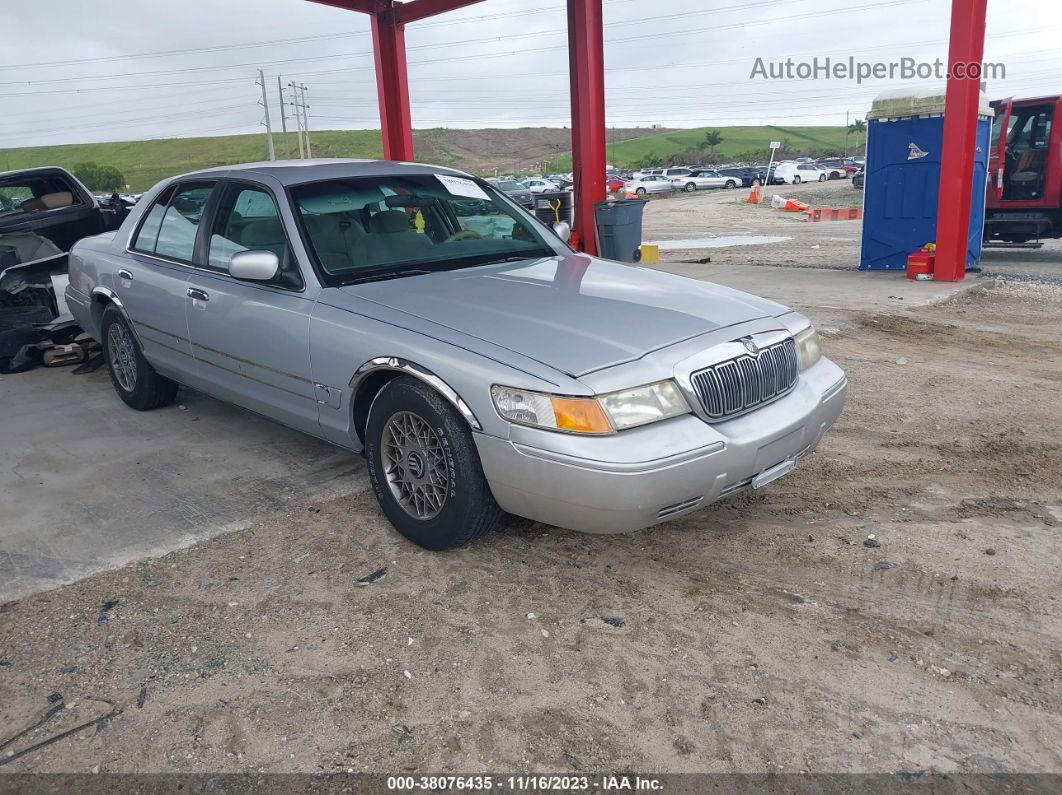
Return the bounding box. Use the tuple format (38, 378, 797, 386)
(0, 366, 361, 602)
(652, 262, 979, 327)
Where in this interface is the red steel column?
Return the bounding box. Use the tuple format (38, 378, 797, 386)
(933, 0, 988, 282)
(371, 5, 414, 161)
(567, 0, 607, 255)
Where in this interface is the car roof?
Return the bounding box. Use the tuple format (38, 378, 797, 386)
(171, 158, 475, 187)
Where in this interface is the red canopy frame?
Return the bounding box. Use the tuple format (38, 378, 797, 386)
(306, 0, 607, 255)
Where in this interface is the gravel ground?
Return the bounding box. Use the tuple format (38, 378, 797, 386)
(1, 281, 1060, 775)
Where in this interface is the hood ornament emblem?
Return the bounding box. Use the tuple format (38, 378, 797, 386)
(740, 336, 759, 354)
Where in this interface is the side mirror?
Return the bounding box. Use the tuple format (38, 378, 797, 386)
(552, 221, 571, 243)
(230, 250, 279, 281)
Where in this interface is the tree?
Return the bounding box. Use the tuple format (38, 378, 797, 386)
(846, 118, 867, 155)
(72, 162, 126, 192)
(703, 130, 724, 153)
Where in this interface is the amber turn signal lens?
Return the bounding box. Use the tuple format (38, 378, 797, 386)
(549, 397, 613, 434)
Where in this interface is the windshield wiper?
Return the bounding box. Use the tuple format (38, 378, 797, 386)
(346, 268, 433, 285)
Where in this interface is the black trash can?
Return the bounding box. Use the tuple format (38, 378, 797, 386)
(594, 198, 646, 262)
(533, 191, 573, 226)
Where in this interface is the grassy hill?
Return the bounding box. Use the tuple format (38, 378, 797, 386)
(0, 125, 859, 191)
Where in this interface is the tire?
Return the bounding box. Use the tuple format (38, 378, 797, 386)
(365, 376, 502, 550)
(792, 176, 801, 184)
(724, 180, 737, 189)
(819, 174, 828, 182)
(684, 182, 697, 192)
(101, 305, 178, 411)
(635, 187, 647, 196)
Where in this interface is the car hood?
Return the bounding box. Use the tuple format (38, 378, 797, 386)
(339, 254, 787, 377)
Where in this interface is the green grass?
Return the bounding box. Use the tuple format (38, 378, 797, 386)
(0, 125, 861, 191)
(553, 125, 859, 170)
(0, 130, 385, 192)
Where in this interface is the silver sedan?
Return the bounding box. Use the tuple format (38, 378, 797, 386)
(622, 175, 678, 195)
(66, 160, 845, 549)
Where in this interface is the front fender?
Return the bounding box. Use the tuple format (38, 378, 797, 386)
(350, 356, 482, 430)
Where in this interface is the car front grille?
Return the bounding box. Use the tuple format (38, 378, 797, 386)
(690, 337, 799, 420)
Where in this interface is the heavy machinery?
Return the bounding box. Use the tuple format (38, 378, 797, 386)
(984, 95, 1062, 245)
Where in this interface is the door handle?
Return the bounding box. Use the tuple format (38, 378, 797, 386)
(117, 269, 133, 281)
(186, 287, 210, 302)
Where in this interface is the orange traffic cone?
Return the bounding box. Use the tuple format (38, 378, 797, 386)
(747, 183, 762, 204)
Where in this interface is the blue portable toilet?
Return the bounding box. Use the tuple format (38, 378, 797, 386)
(859, 88, 993, 271)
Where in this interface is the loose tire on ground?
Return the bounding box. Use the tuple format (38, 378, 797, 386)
(101, 305, 178, 411)
(365, 376, 502, 550)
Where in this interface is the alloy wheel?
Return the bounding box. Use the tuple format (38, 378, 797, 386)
(381, 411, 450, 520)
(107, 322, 138, 392)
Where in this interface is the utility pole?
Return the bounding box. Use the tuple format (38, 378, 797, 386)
(277, 75, 289, 158)
(844, 111, 849, 157)
(299, 84, 312, 158)
(288, 81, 306, 158)
(257, 69, 276, 161)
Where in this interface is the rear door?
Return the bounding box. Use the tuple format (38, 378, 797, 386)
(119, 181, 216, 382)
(183, 179, 322, 437)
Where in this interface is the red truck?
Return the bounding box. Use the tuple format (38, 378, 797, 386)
(985, 95, 1061, 244)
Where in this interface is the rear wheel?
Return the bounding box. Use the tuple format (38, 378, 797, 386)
(635, 187, 647, 196)
(792, 176, 801, 184)
(819, 173, 828, 182)
(101, 306, 178, 411)
(724, 180, 738, 189)
(365, 376, 502, 550)
(684, 182, 697, 192)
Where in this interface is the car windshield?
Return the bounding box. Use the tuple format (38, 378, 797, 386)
(291, 174, 563, 285)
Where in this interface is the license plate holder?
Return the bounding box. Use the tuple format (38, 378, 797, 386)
(752, 457, 796, 489)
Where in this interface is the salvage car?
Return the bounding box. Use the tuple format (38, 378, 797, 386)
(66, 160, 846, 550)
(489, 179, 533, 209)
(672, 169, 740, 192)
(1, 166, 128, 327)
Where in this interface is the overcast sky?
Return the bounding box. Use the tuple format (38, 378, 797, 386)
(1, 0, 1060, 149)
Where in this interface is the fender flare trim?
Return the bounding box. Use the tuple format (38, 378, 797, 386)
(350, 356, 482, 431)
(91, 286, 144, 349)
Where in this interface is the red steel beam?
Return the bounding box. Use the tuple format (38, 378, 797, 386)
(370, 7, 415, 161)
(395, 0, 486, 24)
(305, 0, 381, 13)
(933, 0, 988, 282)
(567, 0, 606, 256)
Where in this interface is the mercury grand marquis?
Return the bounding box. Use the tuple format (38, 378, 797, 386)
(66, 159, 846, 550)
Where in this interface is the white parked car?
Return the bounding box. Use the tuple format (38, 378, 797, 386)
(523, 178, 560, 194)
(671, 169, 740, 192)
(623, 175, 678, 196)
(773, 163, 829, 184)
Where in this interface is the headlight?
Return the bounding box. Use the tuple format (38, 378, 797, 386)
(597, 380, 690, 430)
(490, 380, 689, 435)
(795, 326, 821, 370)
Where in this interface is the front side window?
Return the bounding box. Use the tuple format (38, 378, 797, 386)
(292, 173, 564, 284)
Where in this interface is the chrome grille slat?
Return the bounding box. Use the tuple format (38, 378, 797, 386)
(690, 338, 799, 421)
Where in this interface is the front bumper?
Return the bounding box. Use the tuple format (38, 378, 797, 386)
(475, 357, 846, 534)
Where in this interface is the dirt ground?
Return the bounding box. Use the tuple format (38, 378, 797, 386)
(642, 179, 1062, 282)
(1, 277, 1060, 775)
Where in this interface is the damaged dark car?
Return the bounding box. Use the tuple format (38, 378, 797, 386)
(0, 166, 129, 371)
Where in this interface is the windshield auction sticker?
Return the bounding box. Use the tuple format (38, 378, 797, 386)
(435, 174, 490, 200)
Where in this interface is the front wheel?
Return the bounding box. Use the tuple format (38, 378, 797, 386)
(684, 182, 697, 192)
(724, 180, 737, 189)
(101, 305, 178, 411)
(365, 376, 502, 550)
(635, 187, 647, 196)
(819, 174, 828, 182)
